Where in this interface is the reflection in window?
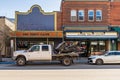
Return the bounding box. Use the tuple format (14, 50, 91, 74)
(30, 45, 40, 52)
(88, 10, 94, 21)
(71, 10, 77, 21)
(42, 46, 49, 51)
(78, 10, 84, 21)
(96, 10, 102, 21)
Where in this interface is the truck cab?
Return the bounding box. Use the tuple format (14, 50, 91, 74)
(13, 45, 52, 65)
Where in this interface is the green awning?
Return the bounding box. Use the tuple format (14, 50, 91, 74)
(112, 27, 120, 32)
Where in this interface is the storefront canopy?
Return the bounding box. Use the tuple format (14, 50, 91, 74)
(65, 32, 118, 39)
(66, 35, 117, 39)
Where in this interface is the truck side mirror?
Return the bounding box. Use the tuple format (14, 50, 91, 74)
(28, 50, 33, 52)
(105, 54, 108, 56)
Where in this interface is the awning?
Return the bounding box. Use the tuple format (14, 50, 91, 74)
(65, 32, 118, 39)
(111, 27, 120, 32)
(66, 35, 117, 39)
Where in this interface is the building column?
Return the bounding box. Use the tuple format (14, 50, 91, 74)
(108, 40, 111, 51)
(110, 40, 117, 51)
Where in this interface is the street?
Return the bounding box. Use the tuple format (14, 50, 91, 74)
(1, 60, 120, 70)
(1, 60, 120, 80)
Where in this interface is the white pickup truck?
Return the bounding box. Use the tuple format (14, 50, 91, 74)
(12, 44, 79, 66)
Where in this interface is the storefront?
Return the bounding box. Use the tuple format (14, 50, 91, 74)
(12, 31, 63, 50)
(63, 26, 118, 56)
(11, 5, 63, 51)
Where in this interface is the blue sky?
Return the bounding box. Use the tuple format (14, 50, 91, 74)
(0, 0, 61, 18)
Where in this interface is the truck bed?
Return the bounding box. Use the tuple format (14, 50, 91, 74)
(52, 52, 79, 57)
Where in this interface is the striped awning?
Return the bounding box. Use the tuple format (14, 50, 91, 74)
(66, 35, 117, 39)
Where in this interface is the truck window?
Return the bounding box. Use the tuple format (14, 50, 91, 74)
(30, 45, 40, 52)
(42, 46, 49, 51)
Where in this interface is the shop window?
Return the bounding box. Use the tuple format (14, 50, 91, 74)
(99, 41, 105, 51)
(91, 41, 105, 52)
(71, 10, 77, 21)
(78, 10, 84, 21)
(91, 41, 98, 52)
(42, 45, 49, 51)
(17, 41, 29, 48)
(96, 10, 102, 21)
(88, 10, 94, 21)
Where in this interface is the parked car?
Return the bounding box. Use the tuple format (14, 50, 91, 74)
(88, 51, 120, 65)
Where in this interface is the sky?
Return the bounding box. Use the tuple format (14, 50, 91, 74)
(0, 0, 62, 18)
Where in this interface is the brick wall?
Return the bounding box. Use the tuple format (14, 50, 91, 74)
(56, 12, 62, 31)
(61, 1, 110, 27)
(110, 2, 120, 25)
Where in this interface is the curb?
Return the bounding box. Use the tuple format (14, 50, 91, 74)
(0, 61, 15, 64)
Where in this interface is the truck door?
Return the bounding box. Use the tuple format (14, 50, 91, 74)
(40, 45, 52, 60)
(27, 45, 41, 60)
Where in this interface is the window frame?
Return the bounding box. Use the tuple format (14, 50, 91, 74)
(96, 10, 102, 21)
(88, 10, 94, 21)
(78, 10, 85, 21)
(70, 10, 77, 21)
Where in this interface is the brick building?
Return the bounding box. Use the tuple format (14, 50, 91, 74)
(110, 1, 120, 50)
(60, 0, 118, 56)
(10, 0, 120, 57)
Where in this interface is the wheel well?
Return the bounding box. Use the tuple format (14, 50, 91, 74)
(16, 55, 26, 61)
(96, 58, 103, 63)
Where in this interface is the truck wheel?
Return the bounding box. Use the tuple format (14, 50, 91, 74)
(96, 59, 103, 65)
(62, 57, 72, 66)
(16, 57, 26, 66)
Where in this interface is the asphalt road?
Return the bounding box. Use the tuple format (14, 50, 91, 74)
(1, 61, 120, 80)
(1, 61, 120, 70)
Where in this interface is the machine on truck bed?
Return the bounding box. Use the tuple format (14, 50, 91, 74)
(12, 41, 81, 66)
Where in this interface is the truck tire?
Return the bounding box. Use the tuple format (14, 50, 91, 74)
(16, 57, 26, 66)
(62, 57, 72, 66)
(96, 59, 103, 65)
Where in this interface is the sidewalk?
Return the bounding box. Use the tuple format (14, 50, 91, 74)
(0, 58, 15, 64)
